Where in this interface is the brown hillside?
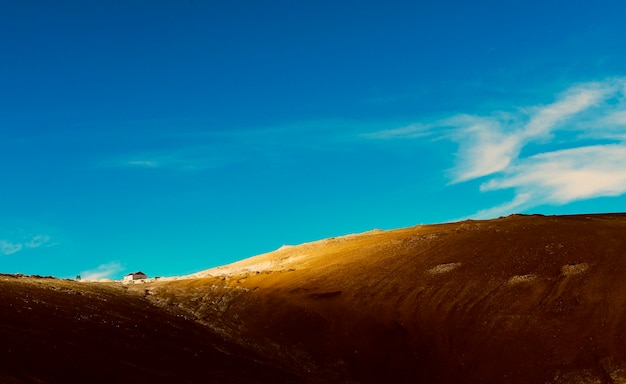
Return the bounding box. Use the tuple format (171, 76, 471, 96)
(145, 213, 626, 383)
(3, 213, 626, 383)
(0, 276, 301, 383)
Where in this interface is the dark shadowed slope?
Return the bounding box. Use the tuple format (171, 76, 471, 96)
(0, 276, 301, 384)
(146, 213, 626, 383)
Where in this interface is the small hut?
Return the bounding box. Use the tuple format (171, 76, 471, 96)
(123, 271, 147, 282)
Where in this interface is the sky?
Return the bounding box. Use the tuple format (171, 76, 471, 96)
(2, 1, 626, 280)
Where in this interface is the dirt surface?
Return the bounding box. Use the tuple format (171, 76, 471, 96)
(3, 213, 626, 383)
(0, 276, 302, 383)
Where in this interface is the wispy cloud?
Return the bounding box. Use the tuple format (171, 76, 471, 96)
(366, 78, 626, 218)
(479, 144, 626, 211)
(100, 120, 375, 173)
(80, 261, 123, 281)
(360, 123, 432, 139)
(0, 234, 54, 255)
(104, 147, 243, 171)
(0, 240, 22, 255)
(445, 115, 522, 182)
(470, 193, 533, 221)
(447, 81, 616, 183)
(25, 234, 51, 249)
(126, 160, 159, 168)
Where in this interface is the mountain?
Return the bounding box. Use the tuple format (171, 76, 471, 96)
(3, 213, 626, 383)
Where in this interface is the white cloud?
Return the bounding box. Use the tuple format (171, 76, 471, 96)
(482, 144, 626, 204)
(449, 81, 619, 184)
(126, 160, 159, 168)
(470, 193, 533, 220)
(610, 112, 626, 125)
(105, 147, 242, 171)
(520, 83, 608, 138)
(460, 79, 626, 217)
(364, 80, 622, 183)
(24, 234, 51, 249)
(447, 116, 522, 182)
(80, 262, 124, 281)
(366, 78, 626, 218)
(360, 123, 432, 139)
(0, 234, 54, 255)
(0, 240, 23, 255)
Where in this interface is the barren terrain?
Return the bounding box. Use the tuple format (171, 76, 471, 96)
(3, 213, 626, 383)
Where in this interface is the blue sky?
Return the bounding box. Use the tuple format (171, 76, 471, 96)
(2, 1, 626, 279)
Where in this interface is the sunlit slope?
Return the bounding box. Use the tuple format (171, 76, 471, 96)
(148, 213, 626, 383)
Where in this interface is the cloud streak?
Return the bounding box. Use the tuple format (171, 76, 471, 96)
(80, 262, 123, 281)
(463, 79, 626, 218)
(447, 81, 615, 183)
(104, 147, 243, 171)
(0, 234, 53, 255)
(25, 234, 51, 249)
(0, 240, 23, 255)
(367, 78, 626, 218)
(361, 123, 432, 139)
(482, 144, 626, 204)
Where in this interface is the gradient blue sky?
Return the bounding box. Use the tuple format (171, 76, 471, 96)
(2, 1, 626, 279)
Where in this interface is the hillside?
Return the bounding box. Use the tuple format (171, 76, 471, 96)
(145, 213, 626, 383)
(0, 275, 301, 383)
(3, 213, 626, 383)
